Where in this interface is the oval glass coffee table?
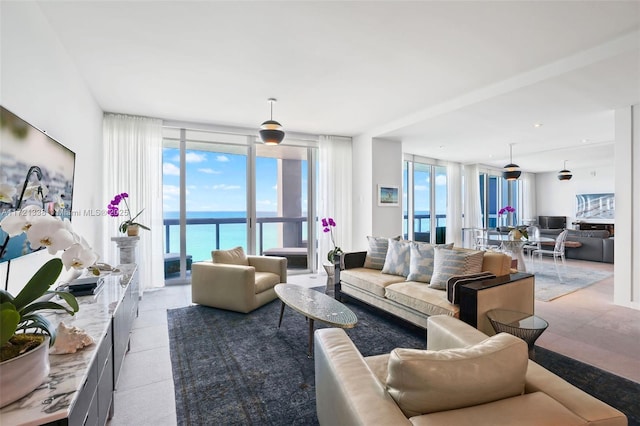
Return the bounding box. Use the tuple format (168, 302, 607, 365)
(274, 284, 357, 357)
(486, 309, 549, 359)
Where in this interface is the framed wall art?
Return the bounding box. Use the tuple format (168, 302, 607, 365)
(377, 185, 399, 207)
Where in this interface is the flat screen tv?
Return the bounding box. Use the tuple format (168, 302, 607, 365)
(576, 193, 615, 220)
(0, 106, 76, 263)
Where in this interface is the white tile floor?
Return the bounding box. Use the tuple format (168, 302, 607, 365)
(107, 260, 640, 425)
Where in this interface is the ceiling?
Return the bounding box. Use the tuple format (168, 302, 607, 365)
(35, 1, 640, 173)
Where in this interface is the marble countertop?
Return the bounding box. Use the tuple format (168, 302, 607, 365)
(0, 264, 137, 426)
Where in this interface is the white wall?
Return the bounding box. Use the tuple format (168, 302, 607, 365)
(614, 105, 639, 310)
(535, 163, 615, 226)
(0, 2, 104, 295)
(350, 136, 403, 249)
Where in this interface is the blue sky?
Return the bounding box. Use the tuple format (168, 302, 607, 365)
(162, 148, 307, 213)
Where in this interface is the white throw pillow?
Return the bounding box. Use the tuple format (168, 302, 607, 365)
(406, 242, 454, 283)
(386, 333, 528, 417)
(429, 247, 484, 289)
(381, 239, 412, 277)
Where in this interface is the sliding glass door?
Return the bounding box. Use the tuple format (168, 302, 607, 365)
(404, 159, 448, 243)
(163, 127, 317, 283)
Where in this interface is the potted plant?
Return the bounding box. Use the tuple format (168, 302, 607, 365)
(321, 217, 343, 273)
(107, 192, 150, 236)
(0, 207, 97, 407)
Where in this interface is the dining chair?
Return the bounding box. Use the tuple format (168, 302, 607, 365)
(522, 225, 541, 262)
(532, 229, 568, 280)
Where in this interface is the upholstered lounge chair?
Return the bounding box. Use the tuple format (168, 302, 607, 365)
(191, 246, 287, 313)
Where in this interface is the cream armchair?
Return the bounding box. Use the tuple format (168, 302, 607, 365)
(191, 247, 287, 313)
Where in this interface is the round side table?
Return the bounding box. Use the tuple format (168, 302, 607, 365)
(486, 309, 549, 360)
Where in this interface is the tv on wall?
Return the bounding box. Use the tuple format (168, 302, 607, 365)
(0, 106, 76, 263)
(576, 193, 615, 220)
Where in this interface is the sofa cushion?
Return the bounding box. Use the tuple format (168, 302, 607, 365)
(480, 251, 512, 276)
(409, 392, 587, 426)
(386, 333, 528, 417)
(364, 236, 399, 270)
(406, 242, 454, 283)
(381, 239, 412, 276)
(212, 246, 249, 265)
(341, 268, 406, 297)
(385, 281, 460, 317)
(254, 272, 280, 293)
(429, 248, 484, 289)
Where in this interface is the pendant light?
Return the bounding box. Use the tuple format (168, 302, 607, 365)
(259, 98, 285, 145)
(502, 143, 521, 181)
(558, 160, 573, 181)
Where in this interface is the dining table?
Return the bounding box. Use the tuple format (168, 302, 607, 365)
(485, 233, 555, 273)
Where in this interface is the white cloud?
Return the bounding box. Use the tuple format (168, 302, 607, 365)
(414, 185, 428, 191)
(436, 175, 447, 186)
(181, 152, 207, 163)
(163, 163, 180, 176)
(163, 185, 180, 197)
(213, 184, 241, 191)
(198, 168, 222, 174)
(272, 184, 278, 190)
(257, 199, 273, 206)
(216, 155, 230, 162)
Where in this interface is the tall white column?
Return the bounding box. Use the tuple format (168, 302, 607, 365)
(614, 105, 639, 310)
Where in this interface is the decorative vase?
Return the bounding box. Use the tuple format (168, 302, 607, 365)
(0, 335, 50, 408)
(126, 224, 140, 237)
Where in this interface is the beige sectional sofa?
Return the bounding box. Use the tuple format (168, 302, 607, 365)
(336, 243, 535, 335)
(314, 315, 627, 425)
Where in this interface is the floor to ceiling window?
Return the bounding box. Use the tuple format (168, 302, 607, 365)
(403, 157, 448, 243)
(162, 126, 317, 283)
(479, 171, 520, 228)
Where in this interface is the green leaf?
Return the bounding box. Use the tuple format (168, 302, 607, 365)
(0, 302, 20, 347)
(0, 289, 15, 304)
(21, 301, 77, 317)
(17, 313, 55, 345)
(12, 259, 63, 310)
(51, 291, 79, 313)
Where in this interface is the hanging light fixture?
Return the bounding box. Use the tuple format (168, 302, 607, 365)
(259, 98, 285, 145)
(502, 143, 521, 181)
(558, 160, 573, 181)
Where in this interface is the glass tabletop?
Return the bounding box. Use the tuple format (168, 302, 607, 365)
(486, 309, 548, 330)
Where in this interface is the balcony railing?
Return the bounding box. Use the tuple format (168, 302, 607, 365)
(163, 216, 308, 256)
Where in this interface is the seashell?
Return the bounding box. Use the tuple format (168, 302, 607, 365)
(49, 322, 94, 355)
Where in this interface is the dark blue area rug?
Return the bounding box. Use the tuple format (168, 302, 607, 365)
(167, 295, 639, 425)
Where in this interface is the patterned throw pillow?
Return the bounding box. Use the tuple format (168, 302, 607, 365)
(406, 242, 454, 283)
(382, 239, 412, 277)
(429, 248, 484, 289)
(364, 236, 399, 270)
(211, 246, 249, 266)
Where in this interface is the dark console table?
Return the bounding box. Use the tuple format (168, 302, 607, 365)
(573, 222, 615, 236)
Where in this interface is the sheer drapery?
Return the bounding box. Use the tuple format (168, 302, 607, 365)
(520, 172, 537, 224)
(446, 162, 463, 246)
(103, 114, 164, 291)
(318, 136, 352, 269)
(463, 164, 483, 228)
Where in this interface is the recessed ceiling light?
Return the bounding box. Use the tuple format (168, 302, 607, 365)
(533, 123, 543, 128)
(581, 139, 588, 143)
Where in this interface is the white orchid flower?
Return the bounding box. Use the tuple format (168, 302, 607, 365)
(0, 183, 16, 203)
(25, 215, 75, 254)
(0, 205, 48, 237)
(23, 182, 49, 200)
(61, 243, 98, 270)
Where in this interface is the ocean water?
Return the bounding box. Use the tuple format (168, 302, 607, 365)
(164, 211, 305, 262)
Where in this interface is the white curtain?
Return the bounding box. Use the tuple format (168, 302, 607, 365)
(446, 162, 463, 246)
(463, 164, 483, 228)
(520, 172, 537, 224)
(318, 136, 352, 269)
(103, 114, 164, 291)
